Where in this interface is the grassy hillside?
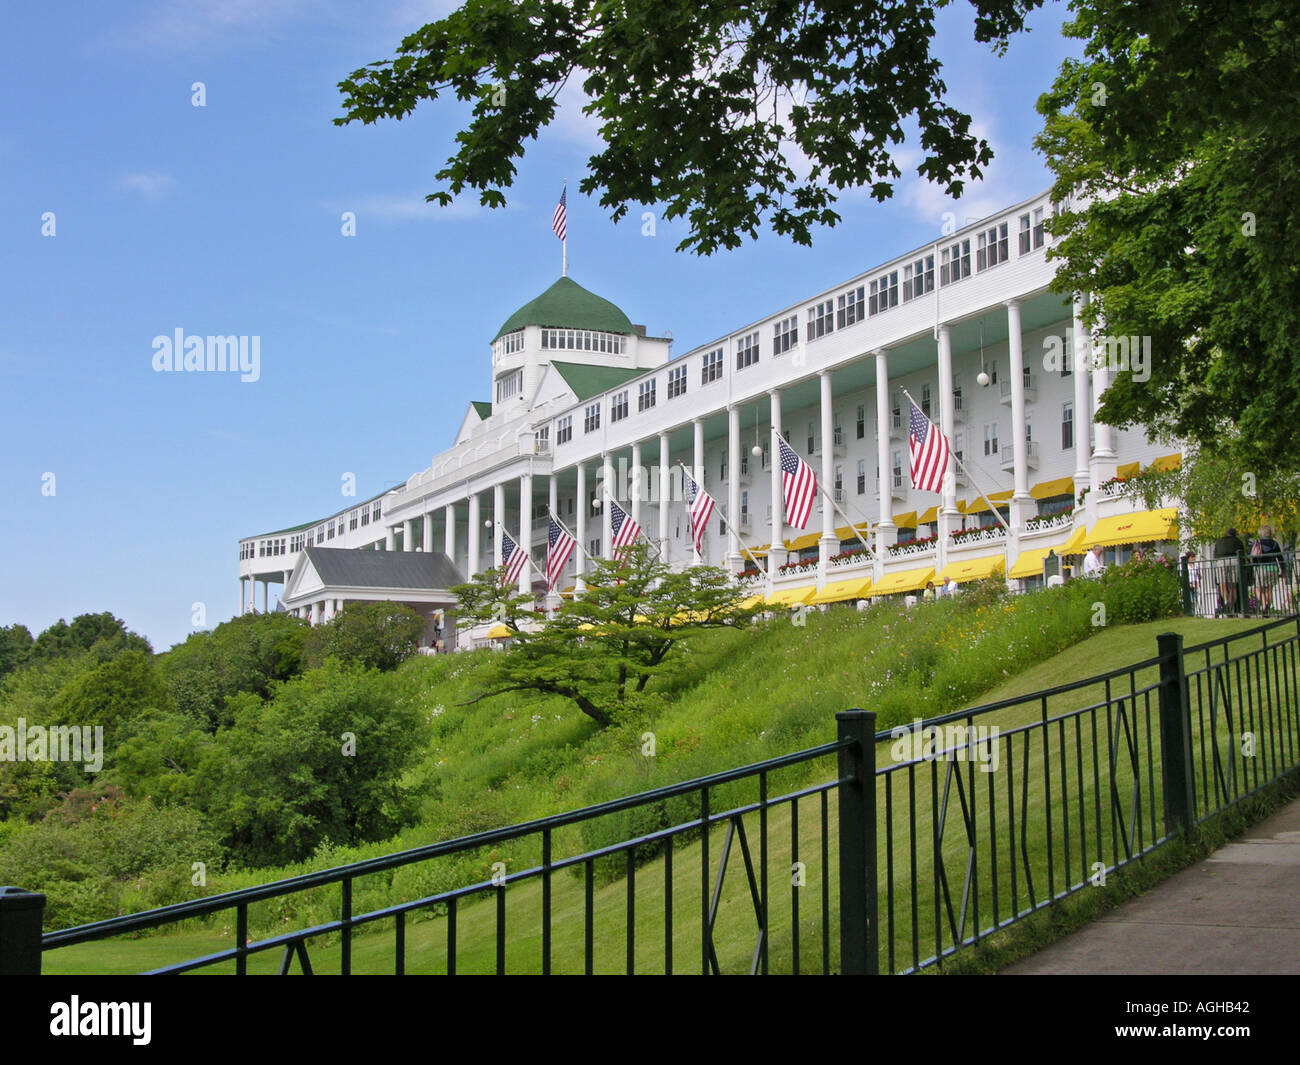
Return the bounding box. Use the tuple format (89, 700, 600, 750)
(41, 578, 1267, 973)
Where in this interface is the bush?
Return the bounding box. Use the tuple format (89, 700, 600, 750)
(1100, 555, 1181, 624)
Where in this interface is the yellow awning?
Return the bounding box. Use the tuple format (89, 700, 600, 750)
(872, 566, 936, 596)
(559, 585, 577, 599)
(737, 594, 765, 610)
(766, 585, 815, 607)
(785, 531, 822, 552)
(1009, 546, 1056, 580)
(893, 511, 917, 528)
(746, 544, 770, 558)
(915, 506, 938, 525)
(835, 523, 871, 542)
(1031, 476, 1075, 500)
(1083, 508, 1178, 549)
(1149, 453, 1182, 473)
(486, 623, 514, 639)
(938, 554, 1006, 584)
(1116, 461, 1140, 480)
(964, 489, 1014, 515)
(810, 577, 874, 604)
(1058, 526, 1088, 555)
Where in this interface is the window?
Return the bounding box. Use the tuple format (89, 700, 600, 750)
(1018, 213, 1032, 255)
(735, 331, 759, 370)
(834, 466, 843, 500)
(940, 239, 971, 285)
(891, 396, 901, 430)
(373, 500, 382, 521)
(807, 299, 834, 340)
(360, 507, 370, 526)
(720, 449, 728, 481)
(1032, 207, 1045, 248)
(496, 329, 524, 357)
(638, 379, 656, 411)
(1023, 364, 1032, 389)
(892, 450, 903, 490)
(495, 368, 523, 403)
(761, 440, 771, 470)
(921, 384, 932, 418)
(327, 521, 336, 540)
(610, 390, 629, 423)
(567, 497, 574, 516)
(542, 328, 626, 354)
(833, 411, 843, 447)
(773, 315, 798, 355)
(741, 490, 750, 524)
(857, 459, 866, 495)
(584, 403, 600, 433)
(856, 404, 866, 439)
(954, 431, 964, 462)
(1025, 412, 1033, 443)
(807, 420, 818, 454)
(953, 376, 963, 413)
(838, 284, 866, 327)
(536, 425, 550, 452)
(1062, 402, 1074, 450)
(983, 422, 999, 457)
(668, 365, 687, 399)
(702, 347, 723, 383)
(867, 273, 897, 316)
(557, 415, 573, 446)
(976, 222, 1009, 270)
(903, 255, 934, 301)
(740, 451, 749, 477)
(589, 538, 601, 559)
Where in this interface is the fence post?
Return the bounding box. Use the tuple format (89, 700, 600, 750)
(836, 709, 877, 975)
(1236, 549, 1250, 617)
(1180, 555, 1192, 616)
(1156, 633, 1196, 836)
(0, 887, 46, 975)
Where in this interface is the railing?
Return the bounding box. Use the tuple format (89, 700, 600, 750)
(1022, 511, 1075, 535)
(949, 525, 1006, 547)
(1182, 552, 1297, 619)
(7, 620, 1298, 976)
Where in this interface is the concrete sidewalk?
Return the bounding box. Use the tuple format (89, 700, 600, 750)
(1003, 798, 1300, 975)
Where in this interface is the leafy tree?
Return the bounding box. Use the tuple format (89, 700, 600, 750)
(335, 0, 1043, 253)
(30, 612, 152, 664)
(304, 601, 427, 672)
(0, 624, 33, 683)
(161, 612, 309, 730)
(48, 649, 172, 749)
(452, 542, 759, 726)
(193, 663, 431, 866)
(1036, 0, 1300, 463)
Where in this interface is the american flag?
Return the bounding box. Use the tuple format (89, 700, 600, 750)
(908, 401, 951, 494)
(682, 467, 715, 556)
(545, 515, 576, 589)
(552, 186, 567, 242)
(500, 528, 529, 586)
(777, 435, 816, 529)
(608, 498, 641, 558)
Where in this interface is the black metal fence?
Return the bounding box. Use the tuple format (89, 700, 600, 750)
(3, 617, 1298, 975)
(1183, 550, 1297, 619)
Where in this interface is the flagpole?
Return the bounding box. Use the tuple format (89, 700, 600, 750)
(491, 518, 547, 587)
(600, 485, 663, 560)
(677, 462, 770, 577)
(898, 385, 1012, 537)
(561, 180, 567, 278)
(816, 483, 876, 560)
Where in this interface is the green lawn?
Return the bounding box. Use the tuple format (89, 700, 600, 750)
(45, 614, 1285, 975)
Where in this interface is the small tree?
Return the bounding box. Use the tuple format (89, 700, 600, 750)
(304, 601, 427, 671)
(452, 543, 760, 727)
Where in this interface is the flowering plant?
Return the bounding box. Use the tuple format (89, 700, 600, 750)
(887, 535, 937, 555)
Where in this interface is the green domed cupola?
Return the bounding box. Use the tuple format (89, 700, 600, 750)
(494, 277, 634, 341)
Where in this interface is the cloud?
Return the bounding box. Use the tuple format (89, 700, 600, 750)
(98, 0, 314, 53)
(329, 192, 512, 224)
(119, 171, 175, 199)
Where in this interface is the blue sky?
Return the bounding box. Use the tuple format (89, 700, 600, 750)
(0, 0, 1084, 651)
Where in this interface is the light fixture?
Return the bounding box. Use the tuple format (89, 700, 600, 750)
(751, 406, 763, 458)
(484, 519, 493, 529)
(977, 318, 990, 387)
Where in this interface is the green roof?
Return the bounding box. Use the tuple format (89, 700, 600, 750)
(470, 400, 492, 419)
(494, 277, 634, 341)
(549, 361, 645, 402)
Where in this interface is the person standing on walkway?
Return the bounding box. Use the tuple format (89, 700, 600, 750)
(1252, 524, 1284, 614)
(1082, 544, 1106, 577)
(1213, 527, 1246, 614)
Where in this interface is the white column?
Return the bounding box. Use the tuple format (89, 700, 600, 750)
(310, 601, 321, 625)
(874, 350, 895, 564)
(768, 389, 787, 573)
(405, 518, 417, 552)
(818, 371, 835, 581)
(467, 492, 481, 578)
(727, 406, 742, 572)
(547, 474, 559, 610)
(630, 441, 643, 535)
(518, 471, 533, 596)
(1090, 302, 1118, 499)
(575, 464, 587, 591)
(423, 512, 434, 553)
(385, 526, 396, 551)
(692, 420, 704, 565)
(248, 580, 257, 614)
(493, 483, 505, 569)
(658, 432, 671, 562)
(601, 452, 613, 559)
(239, 578, 246, 616)
(1007, 300, 1032, 527)
(262, 581, 269, 613)
(936, 324, 957, 574)
(444, 503, 457, 563)
(1072, 294, 1093, 491)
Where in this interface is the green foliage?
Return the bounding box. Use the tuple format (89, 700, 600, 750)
(48, 649, 171, 748)
(335, 0, 1044, 253)
(192, 661, 433, 866)
(303, 601, 426, 672)
(30, 612, 152, 664)
(161, 612, 309, 730)
(1099, 555, 1181, 625)
(0, 624, 33, 683)
(454, 542, 759, 726)
(1036, 0, 1300, 463)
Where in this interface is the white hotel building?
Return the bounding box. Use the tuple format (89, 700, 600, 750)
(238, 187, 1178, 645)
